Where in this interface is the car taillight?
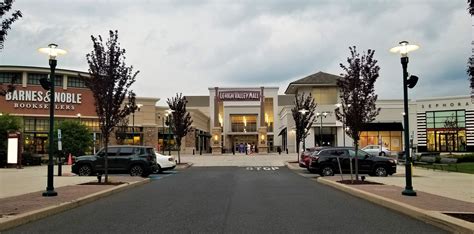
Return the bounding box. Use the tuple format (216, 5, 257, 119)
(147, 156, 153, 161)
(168, 157, 174, 162)
(310, 156, 319, 162)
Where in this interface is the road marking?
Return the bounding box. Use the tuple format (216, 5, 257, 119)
(149, 171, 176, 180)
(245, 166, 279, 171)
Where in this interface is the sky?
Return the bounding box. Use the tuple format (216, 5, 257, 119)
(0, 0, 471, 105)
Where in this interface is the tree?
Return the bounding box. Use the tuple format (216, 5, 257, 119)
(53, 120, 93, 159)
(0, 113, 20, 155)
(0, 0, 21, 96)
(335, 46, 380, 181)
(83, 30, 138, 183)
(468, 0, 474, 15)
(443, 114, 461, 154)
(167, 93, 193, 164)
(291, 92, 317, 161)
(0, 0, 21, 50)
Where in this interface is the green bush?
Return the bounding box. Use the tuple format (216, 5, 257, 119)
(447, 153, 474, 163)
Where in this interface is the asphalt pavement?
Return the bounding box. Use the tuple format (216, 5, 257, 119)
(7, 167, 446, 233)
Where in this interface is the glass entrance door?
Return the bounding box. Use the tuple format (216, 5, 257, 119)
(437, 133, 456, 152)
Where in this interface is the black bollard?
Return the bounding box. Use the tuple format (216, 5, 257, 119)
(97, 173, 102, 183)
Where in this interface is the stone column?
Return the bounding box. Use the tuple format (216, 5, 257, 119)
(211, 87, 223, 155)
(211, 127, 222, 155)
(259, 87, 268, 154)
(258, 127, 268, 154)
(143, 126, 158, 149)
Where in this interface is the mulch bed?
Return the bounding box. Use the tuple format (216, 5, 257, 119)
(443, 213, 474, 223)
(337, 180, 383, 185)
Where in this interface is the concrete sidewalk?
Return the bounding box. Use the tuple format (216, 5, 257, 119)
(180, 153, 296, 167)
(368, 165, 474, 203)
(0, 165, 95, 199)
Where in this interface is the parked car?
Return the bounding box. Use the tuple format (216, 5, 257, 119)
(307, 147, 397, 177)
(154, 151, 176, 173)
(72, 145, 158, 177)
(361, 145, 391, 156)
(299, 147, 323, 168)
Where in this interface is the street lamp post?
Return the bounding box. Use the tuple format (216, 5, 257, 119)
(131, 103, 143, 145)
(162, 113, 167, 155)
(166, 109, 174, 156)
(38, 43, 67, 197)
(316, 112, 328, 146)
(391, 41, 419, 196)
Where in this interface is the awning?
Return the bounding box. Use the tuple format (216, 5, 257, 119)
(360, 122, 404, 131)
(278, 128, 287, 136)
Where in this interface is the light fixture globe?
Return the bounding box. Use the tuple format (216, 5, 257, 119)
(38, 43, 67, 59)
(390, 41, 419, 58)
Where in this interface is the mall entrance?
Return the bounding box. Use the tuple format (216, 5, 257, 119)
(229, 135, 257, 153)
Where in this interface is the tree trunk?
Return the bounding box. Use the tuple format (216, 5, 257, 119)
(104, 134, 109, 183)
(178, 144, 181, 164)
(176, 138, 181, 164)
(355, 141, 359, 181)
(296, 139, 300, 162)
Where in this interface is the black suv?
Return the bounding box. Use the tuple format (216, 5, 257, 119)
(72, 145, 158, 177)
(307, 147, 397, 177)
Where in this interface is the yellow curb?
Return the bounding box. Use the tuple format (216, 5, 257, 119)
(0, 178, 150, 232)
(317, 178, 474, 233)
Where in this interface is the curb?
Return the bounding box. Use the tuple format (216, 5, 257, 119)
(0, 178, 150, 232)
(176, 162, 193, 170)
(317, 178, 474, 233)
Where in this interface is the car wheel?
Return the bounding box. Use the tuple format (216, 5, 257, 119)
(374, 166, 388, 177)
(320, 166, 334, 177)
(130, 165, 145, 177)
(379, 152, 386, 156)
(156, 164, 162, 174)
(78, 164, 92, 176)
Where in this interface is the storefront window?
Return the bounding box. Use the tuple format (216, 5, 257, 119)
(67, 76, 86, 88)
(425, 110, 466, 152)
(314, 127, 337, 146)
(27, 73, 62, 86)
(359, 131, 402, 152)
(231, 114, 257, 132)
(0, 72, 21, 84)
(264, 98, 274, 132)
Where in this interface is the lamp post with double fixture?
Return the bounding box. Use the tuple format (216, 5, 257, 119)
(316, 112, 328, 146)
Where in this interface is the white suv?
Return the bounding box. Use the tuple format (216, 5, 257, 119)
(361, 145, 391, 156)
(154, 151, 177, 173)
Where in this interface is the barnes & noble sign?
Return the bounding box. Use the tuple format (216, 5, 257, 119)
(5, 89, 82, 111)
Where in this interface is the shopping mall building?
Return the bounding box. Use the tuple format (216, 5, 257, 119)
(1, 65, 473, 157)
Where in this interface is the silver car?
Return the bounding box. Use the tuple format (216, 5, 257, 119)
(361, 145, 391, 156)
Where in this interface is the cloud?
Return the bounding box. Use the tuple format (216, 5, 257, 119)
(0, 0, 470, 104)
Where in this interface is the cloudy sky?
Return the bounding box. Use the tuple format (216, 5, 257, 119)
(0, 0, 471, 104)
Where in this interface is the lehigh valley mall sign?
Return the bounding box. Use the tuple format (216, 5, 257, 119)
(5, 90, 82, 110)
(218, 91, 260, 101)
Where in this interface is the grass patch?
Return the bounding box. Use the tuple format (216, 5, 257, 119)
(416, 162, 474, 174)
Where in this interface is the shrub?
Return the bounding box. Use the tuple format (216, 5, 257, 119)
(447, 153, 474, 163)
